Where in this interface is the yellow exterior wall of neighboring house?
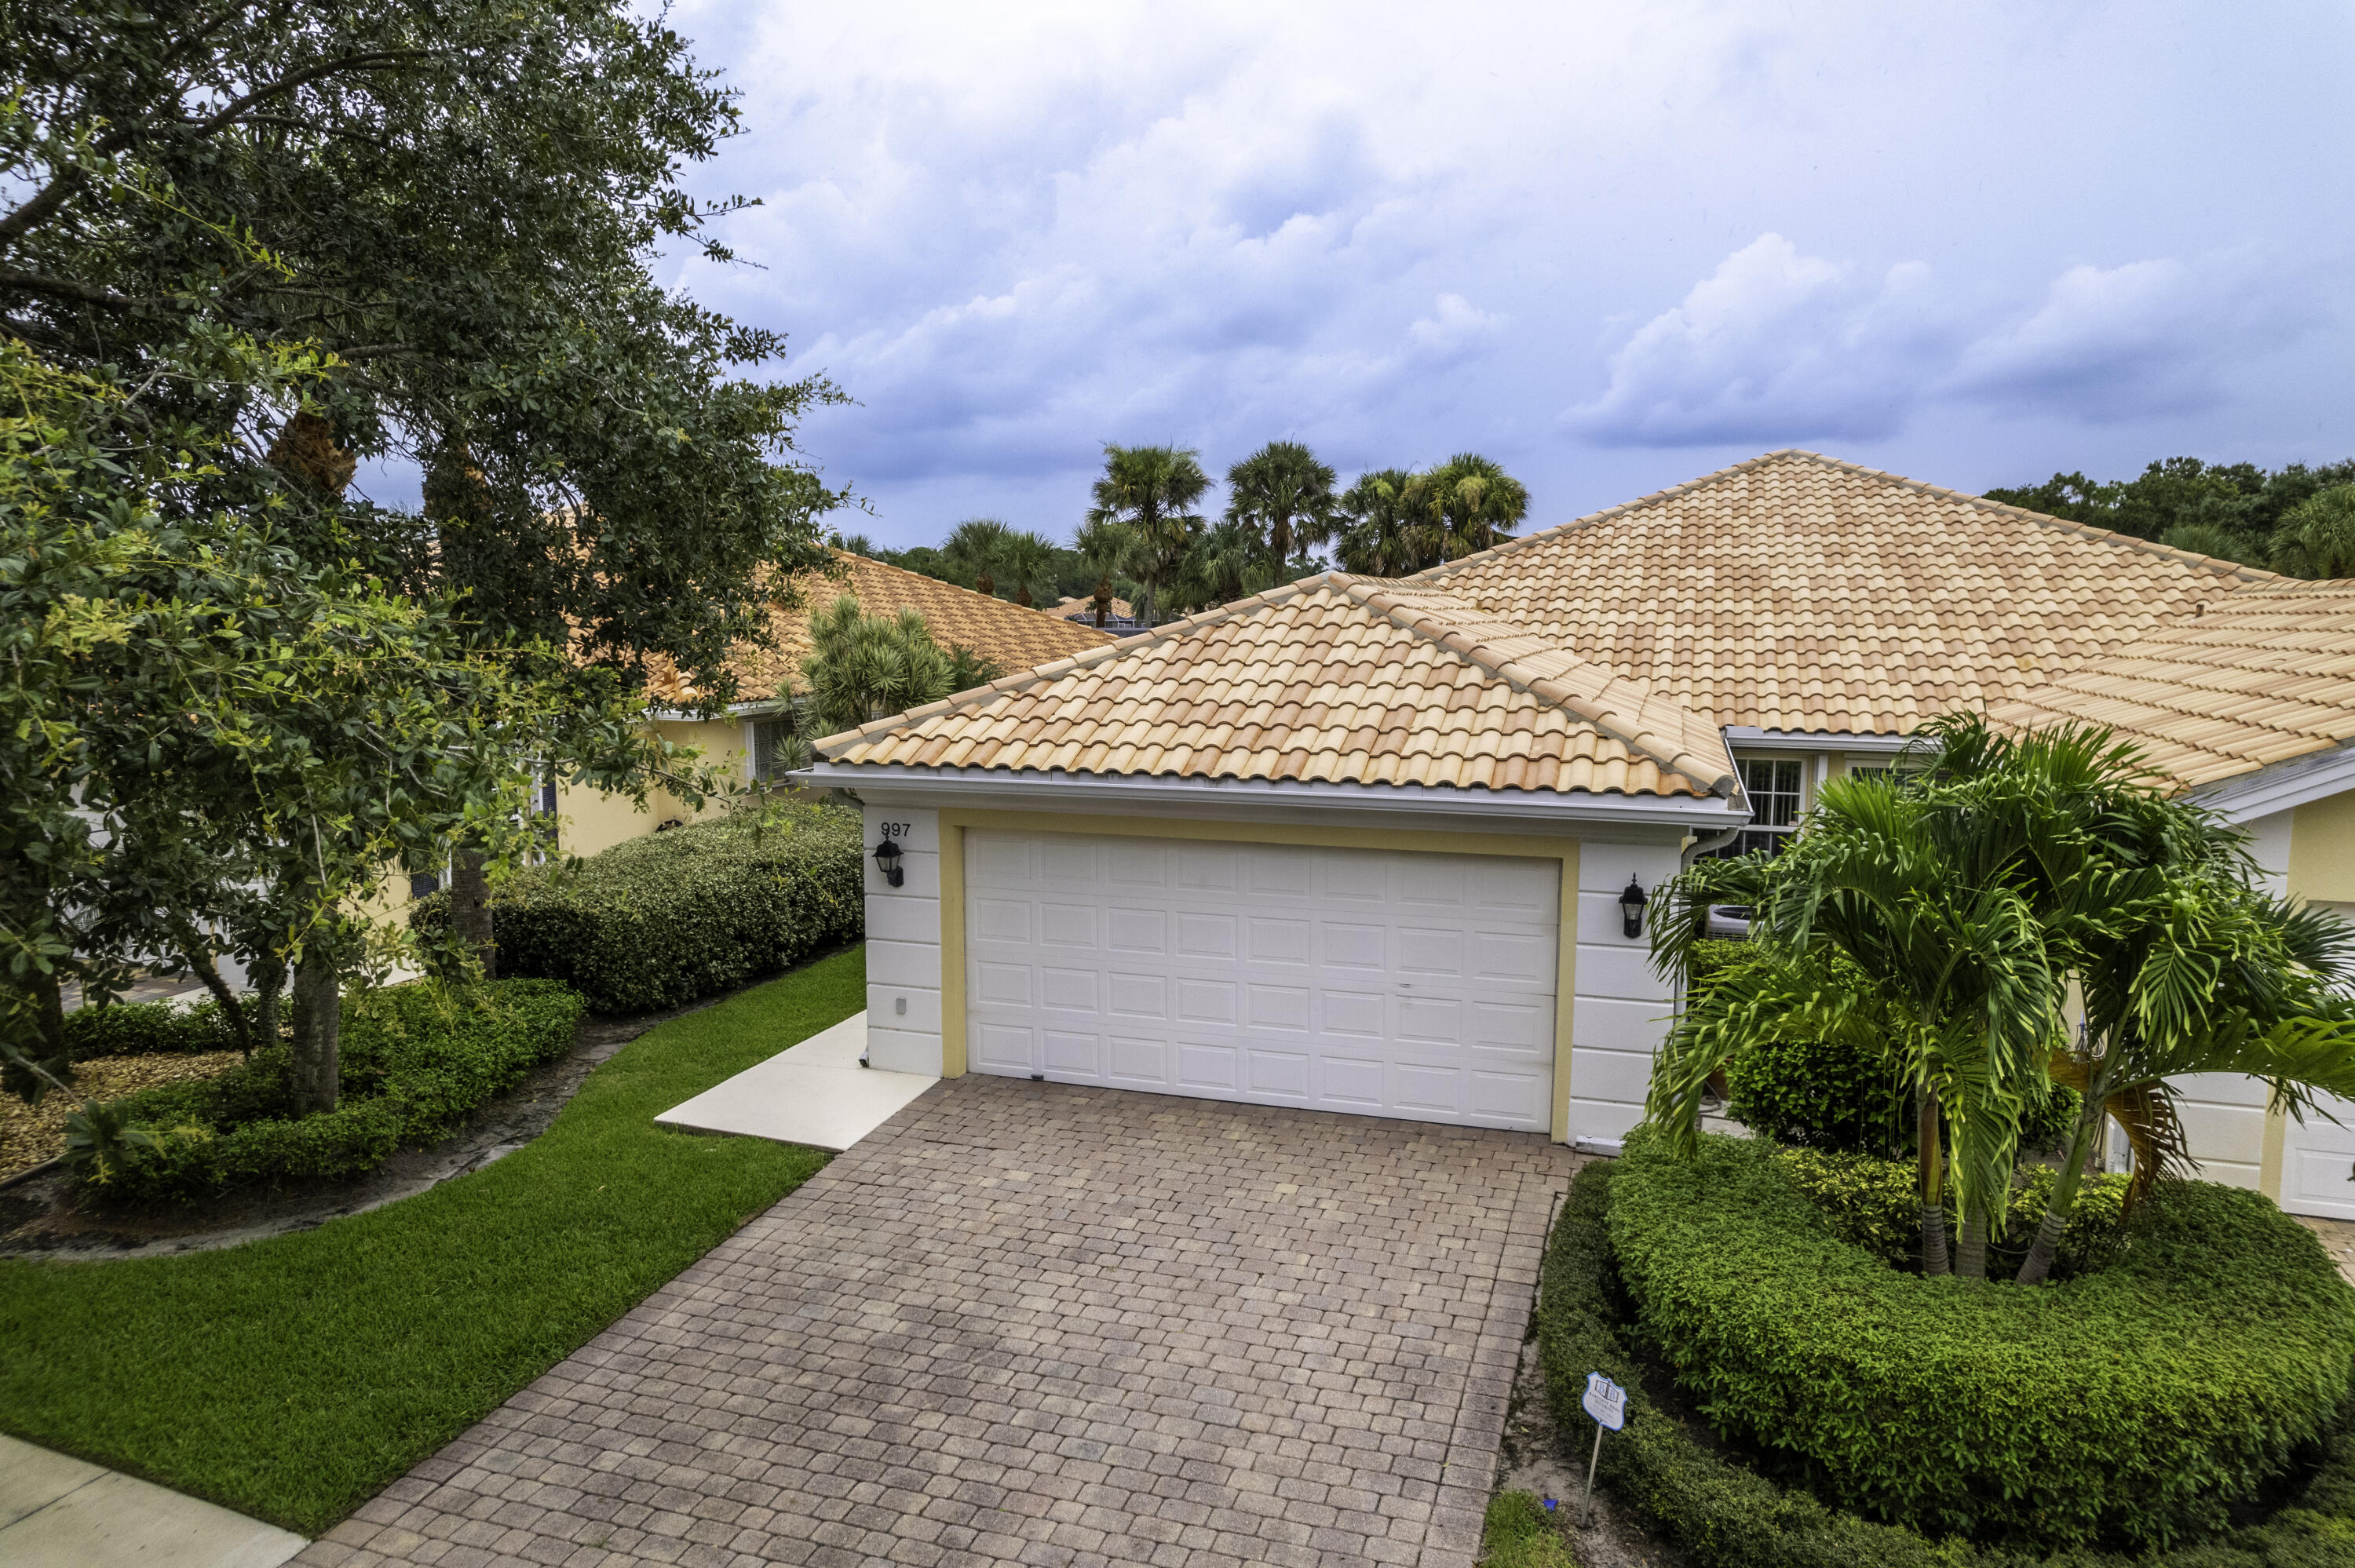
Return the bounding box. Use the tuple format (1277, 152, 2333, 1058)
(556, 717, 750, 859)
(2289, 789, 2355, 904)
(929, 807, 1588, 1143)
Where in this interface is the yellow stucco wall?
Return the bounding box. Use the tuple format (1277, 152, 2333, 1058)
(2289, 789, 2355, 903)
(557, 717, 750, 859)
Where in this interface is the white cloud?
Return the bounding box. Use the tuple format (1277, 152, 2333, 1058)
(1565, 237, 2324, 448)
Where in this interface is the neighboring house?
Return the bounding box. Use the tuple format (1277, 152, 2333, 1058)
(795, 451, 2355, 1202)
(557, 553, 1115, 857)
(1047, 594, 1134, 624)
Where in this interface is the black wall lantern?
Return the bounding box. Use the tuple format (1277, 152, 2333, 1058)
(872, 838, 905, 888)
(1619, 876, 1648, 939)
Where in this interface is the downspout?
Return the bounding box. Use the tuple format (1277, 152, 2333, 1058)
(1682, 729, 1751, 869)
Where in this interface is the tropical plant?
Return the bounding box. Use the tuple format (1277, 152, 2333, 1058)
(940, 518, 1013, 597)
(1647, 772, 2065, 1278)
(1404, 453, 1528, 564)
(1072, 516, 1142, 628)
(1911, 716, 2355, 1284)
(798, 597, 955, 735)
(1333, 469, 1425, 576)
(1225, 441, 1338, 568)
(2271, 485, 2355, 578)
(1170, 520, 1279, 612)
(995, 529, 1060, 607)
(1086, 445, 1208, 625)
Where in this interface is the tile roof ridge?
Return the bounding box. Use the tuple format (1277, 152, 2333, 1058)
(830, 550, 1128, 625)
(1334, 577, 1738, 795)
(810, 575, 1332, 755)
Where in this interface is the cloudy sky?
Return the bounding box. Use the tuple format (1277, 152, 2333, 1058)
(648, 0, 2353, 549)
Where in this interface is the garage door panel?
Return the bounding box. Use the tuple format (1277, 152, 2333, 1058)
(1039, 967, 1097, 1012)
(975, 1022, 1033, 1073)
(1107, 907, 1169, 954)
(972, 897, 1033, 943)
(1174, 910, 1237, 958)
(1107, 972, 1168, 1019)
(1039, 903, 1098, 949)
(1322, 922, 1386, 969)
(1175, 978, 1237, 1025)
(1247, 1050, 1312, 1098)
(1176, 1041, 1240, 1091)
(1247, 917, 1312, 965)
(1107, 1035, 1170, 1084)
(1247, 984, 1311, 1031)
(2283, 1091, 2355, 1219)
(1042, 1030, 1100, 1074)
(1323, 990, 1386, 1037)
(969, 830, 1557, 1133)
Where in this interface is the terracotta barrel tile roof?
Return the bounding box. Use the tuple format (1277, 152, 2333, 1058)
(1422, 449, 2269, 735)
(816, 576, 1738, 799)
(646, 552, 1114, 706)
(1990, 579, 2355, 788)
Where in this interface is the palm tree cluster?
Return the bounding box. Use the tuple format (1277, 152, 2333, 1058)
(1647, 713, 2355, 1286)
(789, 596, 1001, 745)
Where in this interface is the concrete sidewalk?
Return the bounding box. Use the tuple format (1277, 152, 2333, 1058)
(0, 1434, 305, 1568)
(654, 1011, 938, 1151)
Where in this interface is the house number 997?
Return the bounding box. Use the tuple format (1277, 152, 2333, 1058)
(878, 822, 913, 838)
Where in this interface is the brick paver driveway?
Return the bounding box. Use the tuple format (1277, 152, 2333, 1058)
(305, 1078, 1579, 1568)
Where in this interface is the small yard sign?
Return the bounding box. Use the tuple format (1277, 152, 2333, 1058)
(1578, 1372, 1627, 1526)
(1581, 1371, 1626, 1431)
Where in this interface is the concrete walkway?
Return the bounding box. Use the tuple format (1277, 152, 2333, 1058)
(655, 1012, 938, 1153)
(304, 1078, 1579, 1568)
(0, 1434, 305, 1568)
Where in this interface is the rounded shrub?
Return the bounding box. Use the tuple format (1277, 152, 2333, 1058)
(1536, 1158, 2355, 1568)
(1605, 1128, 2355, 1552)
(63, 997, 242, 1059)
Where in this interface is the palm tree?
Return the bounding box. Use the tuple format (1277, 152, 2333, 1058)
(1911, 715, 2355, 1285)
(1171, 520, 1276, 613)
(1225, 441, 1338, 570)
(1073, 516, 1140, 629)
(1406, 453, 1528, 564)
(1086, 444, 1207, 625)
(2272, 485, 2355, 578)
(799, 596, 953, 734)
(941, 517, 1013, 597)
(1334, 469, 1424, 577)
(1649, 771, 2064, 1278)
(995, 529, 1059, 607)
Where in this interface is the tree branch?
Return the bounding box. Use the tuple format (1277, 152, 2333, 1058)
(0, 265, 162, 309)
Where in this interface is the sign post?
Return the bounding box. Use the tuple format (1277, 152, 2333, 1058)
(1578, 1372, 1626, 1526)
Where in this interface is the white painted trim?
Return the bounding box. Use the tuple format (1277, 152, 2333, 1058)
(2193, 741, 2355, 824)
(1722, 727, 1921, 755)
(793, 762, 1753, 831)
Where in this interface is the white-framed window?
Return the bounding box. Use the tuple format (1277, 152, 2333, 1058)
(1717, 757, 1805, 858)
(750, 717, 797, 782)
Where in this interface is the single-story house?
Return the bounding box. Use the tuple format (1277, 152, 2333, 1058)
(557, 552, 1115, 857)
(795, 451, 2355, 1212)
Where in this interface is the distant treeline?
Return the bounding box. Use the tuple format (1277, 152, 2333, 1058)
(1987, 457, 2355, 577)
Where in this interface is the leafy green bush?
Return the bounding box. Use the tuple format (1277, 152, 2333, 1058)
(414, 803, 862, 1016)
(63, 997, 242, 1060)
(1606, 1129, 2355, 1550)
(1536, 1158, 2355, 1568)
(1773, 1147, 2130, 1279)
(75, 979, 582, 1203)
(1699, 939, 2079, 1156)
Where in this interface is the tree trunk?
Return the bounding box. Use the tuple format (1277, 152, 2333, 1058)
(27, 967, 67, 1064)
(289, 946, 340, 1114)
(250, 967, 283, 1059)
(2017, 1087, 2107, 1286)
(447, 848, 496, 980)
(1093, 573, 1112, 628)
(1015, 585, 1031, 607)
(1955, 1204, 1988, 1280)
(180, 945, 252, 1054)
(1919, 1085, 1952, 1277)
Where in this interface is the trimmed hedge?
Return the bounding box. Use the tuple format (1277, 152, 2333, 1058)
(415, 803, 862, 1015)
(1602, 1129, 2355, 1552)
(78, 979, 582, 1204)
(1536, 1158, 2355, 1568)
(64, 997, 242, 1060)
(1773, 1147, 2130, 1281)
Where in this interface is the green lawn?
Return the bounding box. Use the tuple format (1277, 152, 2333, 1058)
(0, 947, 863, 1535)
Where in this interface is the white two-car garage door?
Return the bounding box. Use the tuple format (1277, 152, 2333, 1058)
(964, 830, 1560, 1132)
